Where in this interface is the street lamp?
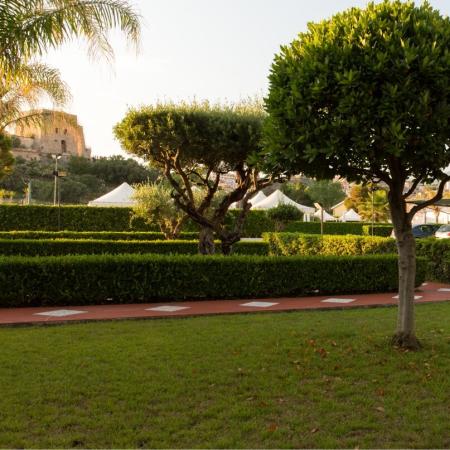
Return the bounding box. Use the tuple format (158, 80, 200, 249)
(52, 154, 62, 206)
(314, 202, 324, 236)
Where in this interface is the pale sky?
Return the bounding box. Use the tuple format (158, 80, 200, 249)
(41, 0, 450, 157)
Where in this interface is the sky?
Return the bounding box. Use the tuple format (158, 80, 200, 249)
(42, 0, 450, 158)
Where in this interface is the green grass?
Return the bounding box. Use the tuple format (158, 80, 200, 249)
(0, 304, 449, 448)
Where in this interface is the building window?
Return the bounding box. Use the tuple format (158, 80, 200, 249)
(61, 140, 67, 153)
(55, 128, 59, 134)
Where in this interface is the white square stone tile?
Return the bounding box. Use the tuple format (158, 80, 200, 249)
(146, 305, 190, 312)
(321, 298, 356, 304)
(437, 288, 450, 292)
(34, 309, 87, 317)
(392, 295, 422, 300)
(421, 282, 428, 286)
(240, 301, 278, 308)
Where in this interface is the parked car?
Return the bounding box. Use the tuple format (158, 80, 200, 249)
(390, 224, 441, 239)
(435, 224, 450, 239)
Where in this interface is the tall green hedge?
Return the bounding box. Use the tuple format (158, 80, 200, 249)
(0, 239, 269, 257)
(263, 233, 396, 256)
(0, 254, 424, 307)
(0, 204, 392, 237)
(416, 238, 450, 281)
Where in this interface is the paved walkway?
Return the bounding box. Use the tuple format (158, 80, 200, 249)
(0, 282, 449, 326)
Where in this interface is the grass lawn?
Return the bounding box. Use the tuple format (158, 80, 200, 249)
(0, 303, 449, 449)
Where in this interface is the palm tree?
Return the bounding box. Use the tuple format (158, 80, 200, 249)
(0, 0, 141, 178)
(0, 0, 141, 77)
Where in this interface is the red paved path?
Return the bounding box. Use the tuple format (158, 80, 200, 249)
(1, 282, 449, 326)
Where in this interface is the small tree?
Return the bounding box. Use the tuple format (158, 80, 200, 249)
(132, 182, 186, 239)
(267, 204, 302, 231)
(306, 179, 345, 210)
(0, 134, 14, 180)
(114, 101, 277, 255)
(264, 1, 450, 348)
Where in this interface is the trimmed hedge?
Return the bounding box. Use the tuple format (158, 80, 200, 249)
(263, 233, 396, 256)
(0, 254, 425, 307)
(416, 238, 450, 281)
(0, 231, 199, 241)
(361, 224, 393, 237)
(0, 239, 269, 257)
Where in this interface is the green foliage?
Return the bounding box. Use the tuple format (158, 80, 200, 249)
(280, 181, 313, 205)
(114, 100, 276, 253)
(264, 1, 450, 184)
(0, 134, 14, 180)
(132, 182, 185, 239)
(416, 238, 450, 281)
(361, 224, 393, 237)
(0, 204, 153, 231)
(306, 179, 345, 210)
(0, 156, 156, 204)
(263, 233, 396, 256)
(0, 239, 268, 257)
(0, 231, 200, 240)
(268, 203, 302, 222)
(0, 253, 415, 307)
(283, 221, 364, 235)
(226, 209, 276, 237)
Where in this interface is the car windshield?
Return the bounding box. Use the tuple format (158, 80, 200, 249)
(437, 225, 450, 232)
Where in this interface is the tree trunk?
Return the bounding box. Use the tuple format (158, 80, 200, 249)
(198, 227, 215, 255)
(390, 201, 421, 350)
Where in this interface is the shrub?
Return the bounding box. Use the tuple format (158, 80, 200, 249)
(0, 239, 269, 257)
(263, 233, 396, 256)
(267, 204, 303, 222)
(362, 224, 393, 237)
(0, 254, 425, 307)
(0, 231, 199, 241)
(283, 222, 365, 235)
(416, 238, 450, 282)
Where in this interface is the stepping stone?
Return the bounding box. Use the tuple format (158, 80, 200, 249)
(240, 301, 278, 308)
(391, 295, 422, 300)
(421, 282, 428, 286)
(437, 288, 450, 292)
(34, 309, 87, 317)
(321, 298, 356, 304)
(146, 306, 190, 312)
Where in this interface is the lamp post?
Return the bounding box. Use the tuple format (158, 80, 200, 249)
(52, 154, 62, 206)
(314, 202, 324, 236)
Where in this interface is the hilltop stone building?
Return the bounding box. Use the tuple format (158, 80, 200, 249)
(11, 110, 91, 161)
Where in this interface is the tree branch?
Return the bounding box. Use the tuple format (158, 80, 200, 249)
(408, 175, 450, 219)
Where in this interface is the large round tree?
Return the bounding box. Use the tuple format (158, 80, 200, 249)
(264, 0, 450, 349)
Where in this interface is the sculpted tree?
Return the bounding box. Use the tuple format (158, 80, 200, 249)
(114, 101, 276, 254)
(264, 0, 450, 348)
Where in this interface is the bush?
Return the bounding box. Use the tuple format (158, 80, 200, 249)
(0, 254, 425, 307)
(267, 204, 303, 222)
(283, 222, 365, 235)
(0, 239, 269, 257)
(0, 204, 155, 231)
(416, 238, 450, 282)
(263, 233, 396, 256)
(362, 224, 393, 237)
(0, 231, 199, 241)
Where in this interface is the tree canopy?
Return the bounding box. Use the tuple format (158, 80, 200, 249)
(264, 0, 450, 348)
(114, 100, 277, 254)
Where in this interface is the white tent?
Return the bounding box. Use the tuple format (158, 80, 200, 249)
(88, 182, 135, 207)
(339, 208, 361, 222)
(313, 209, 336, 222)
(251, 189, 315, 218)
(249, 191, 267, 205)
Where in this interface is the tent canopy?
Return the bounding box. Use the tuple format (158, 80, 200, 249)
(88, 182, 135, 207)
(251, 189, 315, 214)
(249, 191, 267, 205)
(339, 208, 361, 222)
(313, 209, 336, 221)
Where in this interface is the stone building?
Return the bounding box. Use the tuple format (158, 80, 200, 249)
(10, 109, 91, 160)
